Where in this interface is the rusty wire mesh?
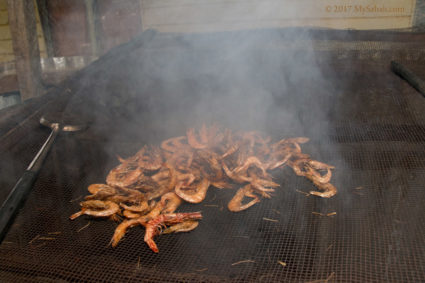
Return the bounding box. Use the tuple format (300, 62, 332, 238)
(0, 30, 424, 282)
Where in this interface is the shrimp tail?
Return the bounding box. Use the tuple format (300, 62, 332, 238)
(145, 239, 159, 253)
(69, 210, 84, 220)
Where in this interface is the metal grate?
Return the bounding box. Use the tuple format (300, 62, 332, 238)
(0, 30, 424, 282)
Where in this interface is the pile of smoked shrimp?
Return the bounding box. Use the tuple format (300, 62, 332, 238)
(70, 125, 337, 253)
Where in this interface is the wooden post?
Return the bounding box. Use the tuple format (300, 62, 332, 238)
(85, 0, 99, 56)
(36, 0, 55, 57)
(7, 0, 43, 101)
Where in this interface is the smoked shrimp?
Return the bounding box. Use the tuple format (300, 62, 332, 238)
(234, 156, 268, 176)
(177, 172, 196, 186)
(160, 192, 182, 213)
(222, 162, 252, 183)
(143, 212, 202, 253)
(110, 218, 140, 247)
(221, 142, 240, 159)
(85, 184, 117, 200)
(120, 201, 149, 212)
(71, 125, 338, 253)
(175, 178, 211, 203)
(161, 136, 187, 152)
(122, 210, 143, 219)
(228, 185, 260, 212)
(70, 200, 120, 220)
(137, 146, 163, 171)
(309, 180, 337, 198)
(162, 220, 199, 234)
(187, 128, 208, 149)
(267, 151, 292, 170)
(87, 183, 113, 194)
(290, 159, 333, 184)
(106, 162, 143, 188)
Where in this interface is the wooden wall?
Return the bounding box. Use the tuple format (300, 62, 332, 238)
(47, 0, 90, 56)
(140, 0, 417, 33)
(0, 0, 422, 64)
(44, 0, 142, 56)
(0, 0, 46, 63)
(0, 0, 422, 100)
(97, 0, 142, 53)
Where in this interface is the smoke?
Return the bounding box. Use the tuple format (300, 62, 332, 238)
(48, 0, 343, 148)
(56, 1, 356, 213)
(95, 28, 336, 138)
(36, 2, 359, 227)
(63, 10, 343, 191)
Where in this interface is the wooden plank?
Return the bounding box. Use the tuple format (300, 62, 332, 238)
(141, 0, 416, 32)
(0, 74, 18, 93)
(84, 0, 99, 56)
(142, 17, 415, 34)
(7, 0, 43, 101)
(98, 0, 142, 52)
(46, 0, 90, 56)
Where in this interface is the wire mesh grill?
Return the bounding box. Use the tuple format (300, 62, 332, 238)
(0, 30, 424, 282)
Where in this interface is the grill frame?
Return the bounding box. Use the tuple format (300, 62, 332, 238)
(0, 29, 425, 282)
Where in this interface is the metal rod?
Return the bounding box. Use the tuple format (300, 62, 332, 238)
(0, 126, 59, 243)
(391, 61, 425, 98)
(27, 125, 59, 171)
